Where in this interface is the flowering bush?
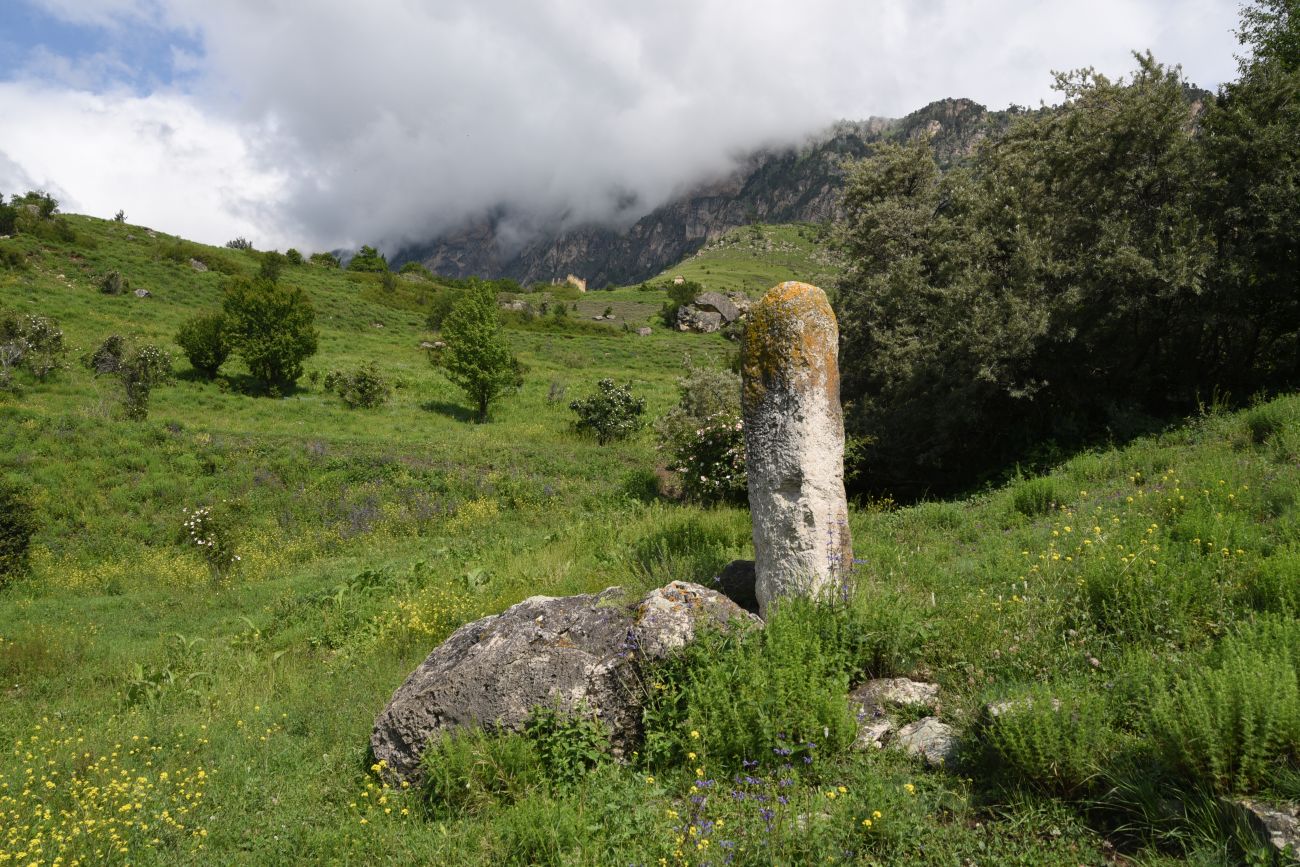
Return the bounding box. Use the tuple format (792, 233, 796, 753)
(672, 413, 747, 505)
(569, 378, 645, 444)
(182, 505, 239, 584)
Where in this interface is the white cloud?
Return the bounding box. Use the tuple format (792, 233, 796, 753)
(3, 0, 1245, 254)
(0, 81, 286, 247)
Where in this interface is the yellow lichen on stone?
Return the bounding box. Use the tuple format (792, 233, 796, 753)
(741, 281, 839, 410)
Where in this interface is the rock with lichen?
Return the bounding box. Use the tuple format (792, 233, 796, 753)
(371, 580, 758, 783)
(740, 281, 852, 616)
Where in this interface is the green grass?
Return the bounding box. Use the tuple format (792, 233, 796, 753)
(1, 213, 1298, 865)
(652, 222, 843, 297)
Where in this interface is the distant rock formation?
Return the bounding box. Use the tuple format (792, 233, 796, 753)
(394, 99, 1010, 287)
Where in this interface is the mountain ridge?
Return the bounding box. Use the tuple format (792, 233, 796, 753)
(393, 97, 1018, 287)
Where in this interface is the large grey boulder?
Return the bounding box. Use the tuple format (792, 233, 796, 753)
(371, 581, 758, 782)
(740, 281, 853, 616)
(694, 292, 741, 324)
(676, 306, 724, 333)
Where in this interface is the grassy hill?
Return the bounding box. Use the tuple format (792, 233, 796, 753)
(652, 222, 844, 297)
(2, 214, 1299, 864)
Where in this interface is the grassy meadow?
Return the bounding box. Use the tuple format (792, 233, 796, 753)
(2, 214, 1299, 865)
(652, 223, 843, 298)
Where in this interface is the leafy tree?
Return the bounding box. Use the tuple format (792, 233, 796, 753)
(285, 248, 304, 266)
(309, 251, 341, 268)
(222, 277, 319, 392)
(225, 237, 253, 251)
(348, 244, 389, 273)
(570, 379, 646, 444)
(437, 281, 522, 421)
(426, 287, 465, 330)
(1200, 0, 1300, 395)
(175, 312, 232, 379)
(258, 251, 286, 283)
(836, 54, 1213, 495)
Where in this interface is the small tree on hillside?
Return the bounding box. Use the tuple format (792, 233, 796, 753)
(87, 335, 173, 419)
(223, 277, 319, 393)
(348, 244, 389, 273)
(436, 282, 522, 421)
(175, 312, 232, 379)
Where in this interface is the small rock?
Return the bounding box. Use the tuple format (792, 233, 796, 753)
(853, 719, 894, 751)
(1226, 798, 1300, 859)
(371, 322, 384, 329)
(894, 717, 957, 767)
(675, 306, 723, 333)
(133, 288, 151, 298)
(189, 258, 208, 272)
(851, 678, 941, 714)
(636, 327, 652, 337)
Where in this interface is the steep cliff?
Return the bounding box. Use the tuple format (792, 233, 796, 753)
(394, 98, 1012, 287)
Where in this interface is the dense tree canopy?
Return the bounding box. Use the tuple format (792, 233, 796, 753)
(222, 277, 318, 392)
(835, 4, 1300, 496)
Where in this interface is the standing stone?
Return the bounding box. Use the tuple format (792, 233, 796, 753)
(741, 281, 852, 616)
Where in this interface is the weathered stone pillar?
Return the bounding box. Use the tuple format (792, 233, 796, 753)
(741, 281, 852, 616)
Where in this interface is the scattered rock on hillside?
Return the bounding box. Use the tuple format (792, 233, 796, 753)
(371, 581, 759, 783)
(694, 292, 741, 324)
(636, 327, 652, 337)
(852, 678, 941, 715)
(189, 258, 208, 272)
(713, 559, 758, 614)
(133, 288, 151, 298)
(894, 717, 957, 767)
(1225, 798, 1300, 859)
(676, 306, 724, 333)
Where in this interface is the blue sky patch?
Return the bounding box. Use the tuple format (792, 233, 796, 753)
(0, 2, 201, 91)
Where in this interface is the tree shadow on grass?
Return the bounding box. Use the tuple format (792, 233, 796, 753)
(420, 399, 475, 422)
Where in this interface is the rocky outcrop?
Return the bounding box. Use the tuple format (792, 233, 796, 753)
(895, 718, 958, 767)
(371, 581, 759, 783)
(740, 281, 852, 615)
(1225, 798, 1300, 859)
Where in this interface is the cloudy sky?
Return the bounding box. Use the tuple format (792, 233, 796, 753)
(0, 0, 1244, 254)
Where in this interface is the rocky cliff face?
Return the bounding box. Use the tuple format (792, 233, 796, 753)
(395, 98, 1010, 287)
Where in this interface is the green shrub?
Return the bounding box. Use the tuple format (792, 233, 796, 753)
(655, 365, 745, 502)
(0, 310, 67, 384)
(98, 270, 129, 295)
(180, 505, 239, 584)
(0, 478, 37, 584)
(225, 237, 253, 251)
(982, 683, 1118, 797)
(348, 244, 388, 272)
(425, 287, 464, 330)
(222, 277, 319, 392)
(175, 313, 231, 379)
(422, 728, 545, 817)
(0, 194, 15, 235)
(569, 379, 645, 444)
(1011, 477, 1061, 517)
(652, 598, 856, 766)
(88, 336, 173, 419)
(323, 362, 391, 409)
(1240, 549, 1300, 615)
(257, 251, 285, 283)
(524, 705, 611, 787)
(309, 251, 340, 268)
(1149, 621, 1300, 794)
(284, 248, 303, 266)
